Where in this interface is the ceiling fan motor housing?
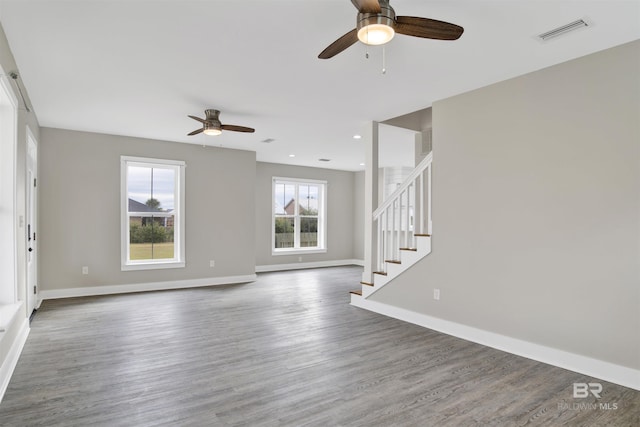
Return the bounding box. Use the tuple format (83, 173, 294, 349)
(204, 109, 222, 129)
(357, 0, 396, 45)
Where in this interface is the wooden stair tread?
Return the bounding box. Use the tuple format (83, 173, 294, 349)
(350, 290, 362, 296)
(385, 260, 401, 264)
(415, 233, 431, 237)
(373, 271, 387, 276)
(400, 247, 417, 251)
(360, 281, 374, 287)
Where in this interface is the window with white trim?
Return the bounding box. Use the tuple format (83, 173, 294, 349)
(121, 156, 185, 270)
(0, 76, 18, 308)
(273, 178, 326, 254)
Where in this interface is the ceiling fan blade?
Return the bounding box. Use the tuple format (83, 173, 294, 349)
(221, 124, 255, 133)
(188, 115, 206, 123)
(351, 0, 381, 13)
(318, 28, 358, 59)
(188, 128, 204, 136)
(395, 16, 464, 40)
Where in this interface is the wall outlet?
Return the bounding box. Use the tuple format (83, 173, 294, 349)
(209, 260, 215, 268)
(433, 289, 440, 300)
(82, 266, 89, 275)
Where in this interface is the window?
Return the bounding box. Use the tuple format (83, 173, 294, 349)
(273, 178, 326, 254)
(0, 76, 17, 307)
(121, 156, 185, 270)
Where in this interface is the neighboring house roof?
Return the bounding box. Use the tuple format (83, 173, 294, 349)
(283, 197, 318, 215)
(128, 198, 161, 213)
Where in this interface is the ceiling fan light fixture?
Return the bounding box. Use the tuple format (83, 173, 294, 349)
(203, 123, 222, 136)
(357, 23, 395, 45)
(357, 2, 396, 46)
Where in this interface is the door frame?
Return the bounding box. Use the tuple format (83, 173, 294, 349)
(26, 126, 38, 315)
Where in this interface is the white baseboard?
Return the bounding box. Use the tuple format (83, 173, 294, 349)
(351, 296, 640, 391)
(256, 259, 364, 273)
(38, 274, 257, 302)
(0, 316, 29, 403)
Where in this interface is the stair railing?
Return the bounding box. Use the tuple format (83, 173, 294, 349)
(372, 152, 432, 273)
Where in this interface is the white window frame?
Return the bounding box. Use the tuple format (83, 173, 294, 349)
(121, 156, 186, 271)
(0, 73, 19, 313)
(272, 177, 327, 255)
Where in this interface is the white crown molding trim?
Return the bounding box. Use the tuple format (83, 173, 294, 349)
(351, 297, 640, 391)
(256, 259, 364, 273)
(0, 317, 29, 403)
(38, 274, 257, 303)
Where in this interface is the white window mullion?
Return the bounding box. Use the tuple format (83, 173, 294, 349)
(293, 184, 300, 249)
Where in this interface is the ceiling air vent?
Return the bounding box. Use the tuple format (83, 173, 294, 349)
(537, 19, 589, 42)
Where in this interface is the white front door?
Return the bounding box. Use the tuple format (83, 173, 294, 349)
(26, 132, 38, 315)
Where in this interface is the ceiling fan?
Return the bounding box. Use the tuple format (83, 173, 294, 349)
(318, 0, 464, 59)
(187, 109, 255, 136)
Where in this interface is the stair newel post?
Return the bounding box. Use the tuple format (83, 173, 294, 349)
(383, 208, 389, 269)
(405, 184, 411, 249)
(377, 212, 383, 272)
(427, 161, 433, 235)
(415, 172, 423, 236)
(362, 122, 380, 284)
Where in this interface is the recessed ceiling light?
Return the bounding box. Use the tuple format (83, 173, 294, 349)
(289, 154, 295, 158)
(318, 158, 331, 162)
(353, 134, 362, 140)
(360, 163, 365, 166)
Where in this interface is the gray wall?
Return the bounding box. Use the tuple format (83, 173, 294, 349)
(370, 41, 640, 369)
(39, 128, 256, 290)
(255, 162, 361, 267)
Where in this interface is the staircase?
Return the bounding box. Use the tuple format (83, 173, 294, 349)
(351, 152, 432, 301)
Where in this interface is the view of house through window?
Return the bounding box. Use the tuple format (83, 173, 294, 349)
(273, 178, 326, 253)
(121, 157, 185, 270)
(128, 166, 175, 260)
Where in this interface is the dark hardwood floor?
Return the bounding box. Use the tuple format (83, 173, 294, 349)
(1, 266, 638, 426)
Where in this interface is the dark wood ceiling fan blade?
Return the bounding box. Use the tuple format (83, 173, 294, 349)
(351, 0, 381, 13)
(318, 28, 358, 59)
(221, 124, 255, 133)
(395, 16, 464, 40)
(188, 115, 206, 123)
(188, 128, 204, 136)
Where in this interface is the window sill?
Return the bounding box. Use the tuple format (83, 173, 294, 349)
(0, 301, 23, 334)
(272, 248, 327, 256)
(121, 261, 185, 271)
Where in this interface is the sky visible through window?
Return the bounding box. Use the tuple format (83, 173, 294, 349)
(274, 183, 319, 215)
(274, 183, 295, 215)
(128, 166, 175, 210)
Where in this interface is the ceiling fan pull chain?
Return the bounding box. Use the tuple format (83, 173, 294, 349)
(382, 46, 387, 74)
(365, 26, 370, 58)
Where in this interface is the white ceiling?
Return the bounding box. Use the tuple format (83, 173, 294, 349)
(1, 0, 638, 171)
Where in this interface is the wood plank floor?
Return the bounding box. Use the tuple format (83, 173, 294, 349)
(1, 266, 638, 426)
